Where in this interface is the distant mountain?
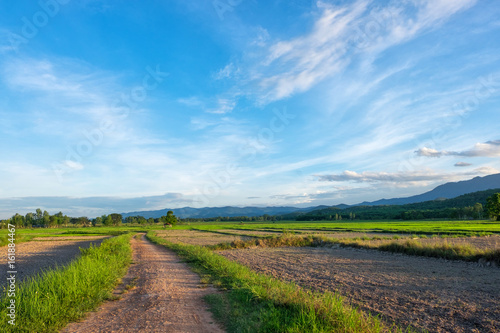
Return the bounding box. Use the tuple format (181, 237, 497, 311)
(122, 206, 323, 219)
(298, 188, 500, 221)
(122, 174, 500, 219)
(357, 173, 500, 206)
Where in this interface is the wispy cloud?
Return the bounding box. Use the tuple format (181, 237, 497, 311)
(455, 162, 472, 167)
(316, 170, 445, 183)
(1, 57, 125, 140)
(207, 98, 236, 114)
(217, 0, 477, 105)
(416, 140, 500, 158)
(213, 62, 241, 80)
(315, 167, 498, 183)
(179, 95, 238, 115)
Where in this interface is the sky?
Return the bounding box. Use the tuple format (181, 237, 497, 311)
(0, 0, 499, 218)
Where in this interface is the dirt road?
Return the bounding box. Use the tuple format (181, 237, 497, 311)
(63, 234, 224, 333)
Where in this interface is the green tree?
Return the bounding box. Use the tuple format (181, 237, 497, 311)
(25, 212, 34, 227)
(161, 210, 178, 227)
(55, 212, 64, 227)
(76, 217, 91, 227)
(94, 216, 103, 226)
(103, 215, 113, 226)
(42, 210, 50, 228)
(62, 215, 70, 227)
(109, 213, 123, 226)
(35, 208, 43, 226)
(486, 193, 500, 220)
(49, 215, 58, 228)
(12, 213, 24, 227)
(473, 203, 483, 219)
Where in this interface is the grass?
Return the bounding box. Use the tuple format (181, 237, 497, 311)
(171, 220, 500, 236)
(0, 233, 133, 332)
(146, 231, 398, 333)
(207, 234, 323, 250)
(0, 234, 36, 247)
(202, 231, 500, 265)
(377, 240, 500, 265)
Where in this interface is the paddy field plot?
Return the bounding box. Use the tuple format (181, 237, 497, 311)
(218, 245, 500, 333)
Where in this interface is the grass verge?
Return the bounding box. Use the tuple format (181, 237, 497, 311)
(0, 234, 36, 247)
(0, 233, 133, 332)
(147, 231, 394, 333)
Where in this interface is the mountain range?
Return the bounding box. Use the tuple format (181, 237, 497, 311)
(122, 173, 500, 218)
(356, 173, 500, 206)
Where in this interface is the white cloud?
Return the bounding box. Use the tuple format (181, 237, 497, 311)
(207, 98, 236, 114)
(316, 167, 498, 183)
(416, 140, 500, 157)
(219, 0, 478, 105)
(213, 63, 240, 80)
(316, 170, 444, 183)
(177, 96, 203, 107)
(455, 162, 472, 167)
(64, 160, 84, 171)
(179, 95, 237, 115)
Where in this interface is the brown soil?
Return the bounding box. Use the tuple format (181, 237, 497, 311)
(63, 234, 224, 333)
(0, 237, 107, 289)
(218, 246, 500, 333)
(156, 229, 251, 246)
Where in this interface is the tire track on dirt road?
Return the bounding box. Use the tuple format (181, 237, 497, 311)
(63, 234, 224, 333)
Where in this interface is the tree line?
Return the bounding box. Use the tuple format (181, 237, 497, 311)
(180, 214, 281, 223)
(0, 210, 178, 229)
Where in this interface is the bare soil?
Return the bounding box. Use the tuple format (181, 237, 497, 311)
(0, 237, 108, 289)
(218, 246, 500, 333)
(156, 229, 251, 246)
(63, 234, 224, 333)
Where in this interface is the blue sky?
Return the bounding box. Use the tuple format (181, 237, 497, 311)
(1, 0, 500, 218)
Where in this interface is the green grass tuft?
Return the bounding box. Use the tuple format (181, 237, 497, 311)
(0, 233, 133, 332)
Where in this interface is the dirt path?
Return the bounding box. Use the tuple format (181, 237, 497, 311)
(218, 246, 500, 333)
(63, 234, 224, 333)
